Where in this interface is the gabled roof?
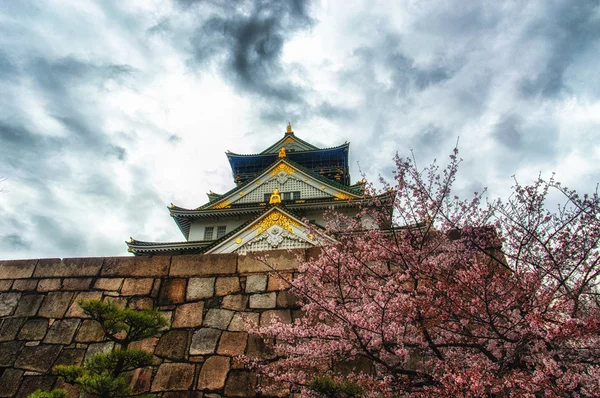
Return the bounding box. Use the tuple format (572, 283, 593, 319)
(260, 131, 319, 154)
(199, 157, 362, 211)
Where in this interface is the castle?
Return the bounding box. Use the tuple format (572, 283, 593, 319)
(127, 124, 370, 256)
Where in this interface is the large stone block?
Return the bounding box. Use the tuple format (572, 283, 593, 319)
(222, 294, 249, 311)
(0, 368, 23, 398)
(121, 278, 154, 296)
(0, 259, 36, 279)
(224, 371, 258, 397)
(170, 253, 237, 277)
(187, 277, 215, 300)
(38, 291, 74, 318)
(14, 344, 62, 372)
(17, 318, 48, 341)
(260, 310, 292, 326)
(217, 331, 248, 356)
(203, 309, 235, 330)
(0, 279, 13, 291)
(75, 319, 105, 342)
(66, 291, 103, 317)
(11, 279, 38, 291)
(0, 341, 24, 366)
(190, 328, 221, 355)
(0, 317, 26, 342)
(249, 292, 276, 309)
(13, 293, 44, 317)
(215, 276, 241, 296)
(158, 278, 187, 306)
(15, 375, 57, 398)
(94, 277, 124, 291)
(101, 256, 170, 277)
(172, 301, 204, 328)
(197, 355, 230, 390)
(61, 278, 93, 290)
(155, 330, 189, 360)
(34, 257, 103, 278)
(0, 292, 21, 316)
(228, 312, 260, 332)
(36, 278, 61, 292)
(277, 291, 302, 308)
(130, 367, 153, 394)
(267, 272, 293, 291)
(245, 274, 267, 293)
(151, 363, 196, 392)
(54, 348, 86, 367)
(84, 341, 114, 361)
(44, 318, 80, 345)
(238, 249, 301, 273)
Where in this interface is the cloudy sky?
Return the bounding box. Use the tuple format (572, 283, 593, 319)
(1, 0, 600, 260)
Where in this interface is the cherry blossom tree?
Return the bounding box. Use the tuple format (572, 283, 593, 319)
(253, 149, 600, 397)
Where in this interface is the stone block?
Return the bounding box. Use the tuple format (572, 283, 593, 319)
(277, 291, 302, 308)
(162, 393, 203, 398)
(37, 278, 61, 292)
(222, 294, 248, 311)
(129, 337, 158, 353)
(197, 355, 230, 390)
(151, 363, 196, 392)
(101, 256, 170, 277)
(66, 291, 103, 317)
(267, 272, 293, 291)
(0, 279, 13, 291)
(130, 367, 153, 394)
(15, 375, 56, 398)
(13, 293, 44, 316)
(14, 344, 62, 372)
(170, 253, 237, 277)
(260, 310, 292, 326)
(190, 328, 222, 355)
(203, 309, 235, 330)
(155, 330, 189, 360)
(0, 259, 36, 279)
(61, 278, 93, 290)
(0, 317, 26, 342)
(0, 341, 24, 366)
(215, 276, 241, 296)
(34, 257, 103, 278)
(17, 318, 48, 341)
(128, 297, 154, 310)
(187, 277, 215, 300)
(44, 318, 80, 344)
(224, 371, 258, 397)
(121, 278, 154, 296)
(246, 334, 276, 360)
(228, 312, 259, 332)
(245, 274, 267, 293)
(217, 331, 248, 356)
(238, 249, 301, 273)
(94, 277, 123, 291)
(158, 278, 187, 306)
(249, 292, 276, 309)
(172, 301, 204, 328)
(38, 291, 74, 318)
(0, 292, 21, 316)
(0, 368, 23, 398)
(54, 348, 86, 367)
(84, 341, 114, 361)
(12, 279, 38, 291)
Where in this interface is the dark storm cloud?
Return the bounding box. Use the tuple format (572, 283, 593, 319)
(520, 0, 600, 98)
(184, 0, 313, 103)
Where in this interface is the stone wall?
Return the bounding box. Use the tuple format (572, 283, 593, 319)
(0, 249, 311, 397)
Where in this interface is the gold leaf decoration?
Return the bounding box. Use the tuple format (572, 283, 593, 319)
(334, 192, 353, 200)
(251, 210, 302, 235)
(270, 163, 296, 176)
(213, 201, 232, 209)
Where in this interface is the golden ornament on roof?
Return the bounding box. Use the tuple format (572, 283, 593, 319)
(286, 122, 293, 133)
(269, 188, 282, 204)
(278, 147, 287, 158)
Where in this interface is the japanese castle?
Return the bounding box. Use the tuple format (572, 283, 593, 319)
(126, 124, 372, 256)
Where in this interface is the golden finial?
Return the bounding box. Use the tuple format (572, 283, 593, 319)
(286, 122, 293, 134)
(269, 188, 282, 204)
(169, 203, 174, 208)
(129, 237, 135, 243)
(278, 146, 286, 158)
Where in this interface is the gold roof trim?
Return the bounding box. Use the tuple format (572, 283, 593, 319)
(251, 210, 302, 235)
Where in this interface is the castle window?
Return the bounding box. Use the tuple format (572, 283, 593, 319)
(216, 226, 227, 239)
(264, 193, 271, 202)
(283, 192, 291, 201)
(293, 191, 300, 200)
(204, 227, 214, 240)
